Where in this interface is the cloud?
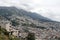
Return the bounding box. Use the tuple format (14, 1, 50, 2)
(0, 0, 60, 21)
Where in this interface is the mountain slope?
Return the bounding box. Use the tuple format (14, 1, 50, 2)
(0, 6, 60, 29)
(0, 6, 60, 40)
(0, 6, 54, 22)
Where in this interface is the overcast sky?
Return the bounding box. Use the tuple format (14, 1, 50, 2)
(0, 0, 60, 21)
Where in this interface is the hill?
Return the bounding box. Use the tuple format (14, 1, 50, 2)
(0, 6, 60, 40)
(0, 6, 54, 22)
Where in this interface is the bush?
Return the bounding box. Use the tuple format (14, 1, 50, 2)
(11, 20, 19, 26)
(0, 27, 20, 40)
(26, 33, 35, 40)
(1, 28, 9, 36)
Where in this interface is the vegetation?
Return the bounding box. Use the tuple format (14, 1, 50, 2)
(0, 26, 20, 40)
(11, 20, 19, 26)
(22, 23, 29, 26)
(29, 23, 36, 27)
(26, 33, 35, 40)
(54, 36, 60, 40)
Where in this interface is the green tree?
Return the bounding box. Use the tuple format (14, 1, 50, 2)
(0, 26, 1, 31)
(11, 20, 19, 26)
(26, 33, 35, 40)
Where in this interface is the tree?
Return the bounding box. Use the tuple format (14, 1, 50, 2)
(26, 33, 35, 40)
(0, 26, 1, 30)
(11, 20, 19, 26)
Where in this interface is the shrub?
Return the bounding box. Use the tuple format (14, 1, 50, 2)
(11, 20, 19, 26)
(26, 33, 35, 40)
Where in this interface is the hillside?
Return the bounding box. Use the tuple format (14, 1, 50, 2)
(0, 26, 20, 40)
(0, 7, 60, 29)
(0, 6, 54, 22)
(0, 6, 60, 40)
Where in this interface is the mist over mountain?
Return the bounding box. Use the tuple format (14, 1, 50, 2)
(0, 0, 60, 40)
(0, 6, 60, 40)
(0, 6, 55, 22)
(0, 6, 60, 29)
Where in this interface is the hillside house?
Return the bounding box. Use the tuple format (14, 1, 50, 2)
(0, 20, 11, 31)
(0, 20, 28, 38)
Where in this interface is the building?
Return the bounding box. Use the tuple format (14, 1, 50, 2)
(0, 20, 28, 39)
(0, 20, 11, 31)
